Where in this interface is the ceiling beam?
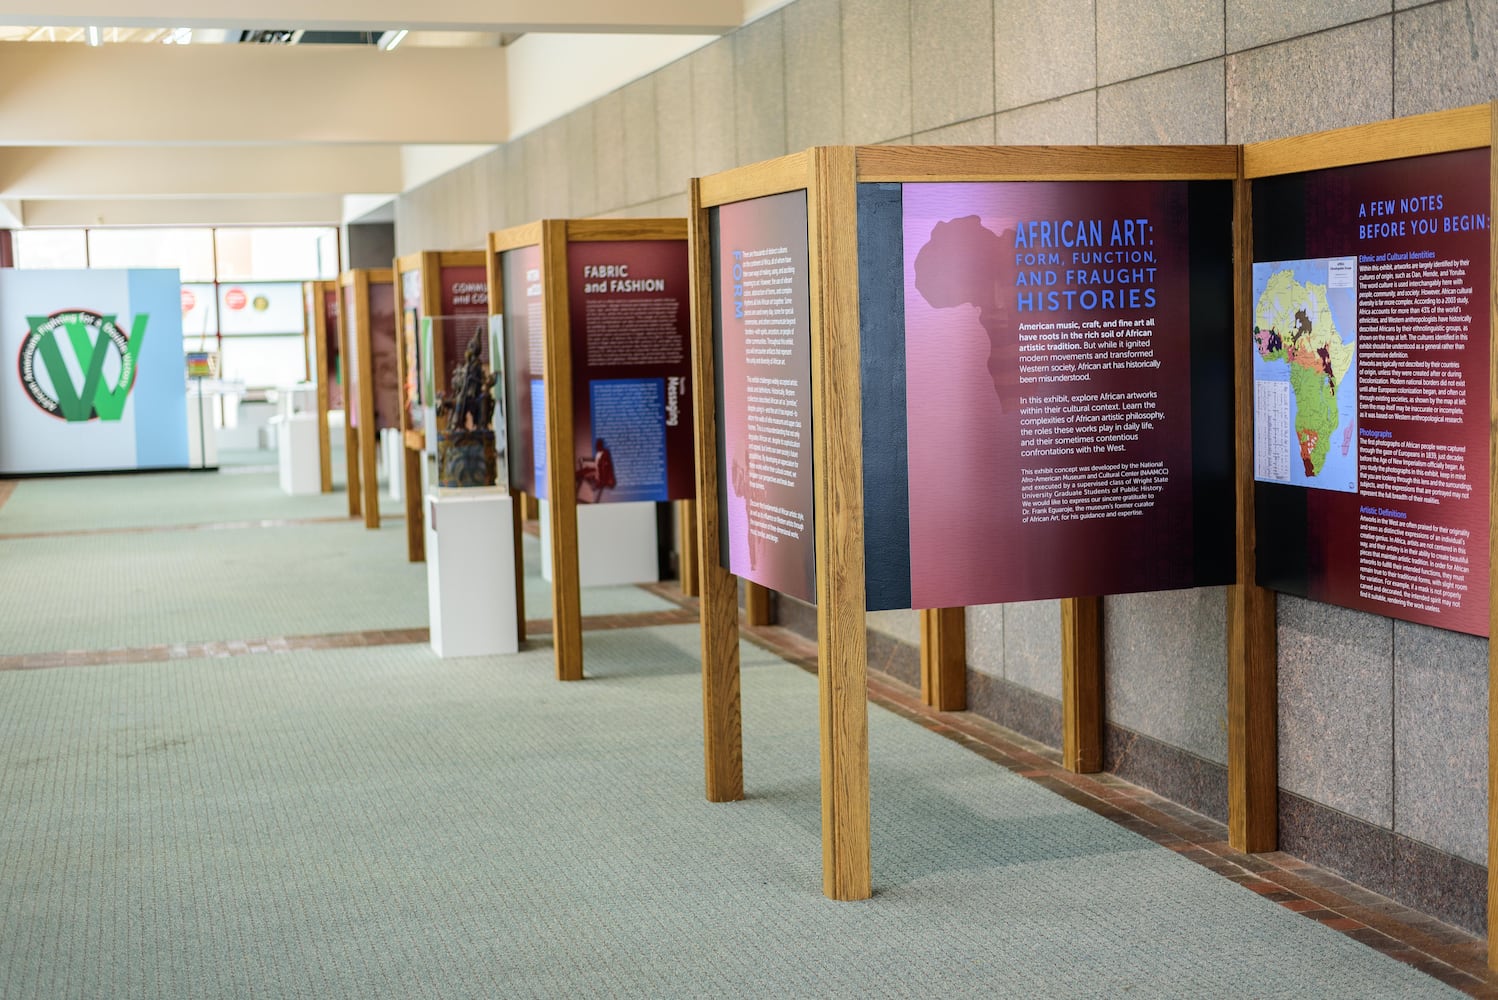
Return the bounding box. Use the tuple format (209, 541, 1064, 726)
(21, 196, 345, 227)
(0, 44, 508, 145)
(0, 146, 404, 198)
(0, 0, 742, 33)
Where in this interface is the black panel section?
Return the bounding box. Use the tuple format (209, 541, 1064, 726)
(1185, 181, 1238, 586)
(856, 183, 913, 611)
(709, 208, 732, 568)
(1249, 175, 1312, 596)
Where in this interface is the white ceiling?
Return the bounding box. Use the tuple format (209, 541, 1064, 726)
(0, 0, 764, 228)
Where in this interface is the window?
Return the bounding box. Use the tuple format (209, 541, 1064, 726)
(12, 229, 87, 268)
(15, 224, 341, 388)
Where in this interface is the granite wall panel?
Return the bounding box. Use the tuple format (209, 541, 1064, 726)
(911, 0, 995, 134)
(1104, 588, 1228, 766)
(734, 11, 789, 166)
(1278, 596, 1394, 827)
(784, 0, 845, 149)
(1096, 0, 1222, 85)
(1097, 59, 1225, 144)
(842, 0, 912, 143)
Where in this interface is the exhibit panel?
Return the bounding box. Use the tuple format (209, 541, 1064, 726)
(564, 238, 694, 505)
(692, 144, 1246, 902)
(857, 177, 1236, 610)
(0, 268, 188, 475)
(1250, 147, 1490, 637)
(709, 190, 817, 603)
(1239, 102, 1496, 942)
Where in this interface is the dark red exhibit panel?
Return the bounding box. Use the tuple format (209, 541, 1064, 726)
(858, 179, 1236, 610)
(501, 245, 546, 497)
(322, 288, 342, 410)
(565, 240, 694, 504)
(401, 267, 423, 429)
(369, 280, 400, 431)
(1252, 147, 1490, 636)
(711, 191, 816, 604)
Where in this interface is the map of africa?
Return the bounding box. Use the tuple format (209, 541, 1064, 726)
(912, 214, 1019, 411)
(1251, 257, 1358, 492)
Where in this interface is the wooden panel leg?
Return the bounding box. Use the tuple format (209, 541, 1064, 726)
(510, 487, 527, 645)
(744, 582, 773, 626)
(346, 425, 362, 518)
(919, 607, 966, 712)
(1061, 596, 1103, 774)
(360, 422, 381, 530)
(403, 448, 425, 562)
(677, 499, 700, 597)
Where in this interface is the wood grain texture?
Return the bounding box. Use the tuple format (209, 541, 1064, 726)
(810, 145, 871, 902)
(677, 499, 699, 597)
(304, 280, 334, 494)
(510, 487, 528, 645)
(352, 270, 385, 531)
(541, 220, 584, 682)
(1227, 161, 1278, 853)
(689, 177, 744, 802)
(1487, 99, 1498, 972)
(392, 255, 425, 563)
(698, 150, 812, 209)
(1245, 104, 1490, 179)
(919, 607, 967, 712)
(1060, 597, 1103, 773)
(488, 222, 545, 255)
(564, 218, 687, 242)
(856, 144, 1239, 182)
(337, 276, 361, 519)
(744, 582, 773, 626)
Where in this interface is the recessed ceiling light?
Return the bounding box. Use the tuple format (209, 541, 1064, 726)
(379, 29, 408, 51)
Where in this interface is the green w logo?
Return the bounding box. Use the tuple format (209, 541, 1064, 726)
(17, 310, 149, 422)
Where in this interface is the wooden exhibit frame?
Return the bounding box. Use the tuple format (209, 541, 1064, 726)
(339, 267, 394, 530)
(303, 279, 338, 494)
(1242, 104, 1494, 953)
(334, 279, 361, 519)
(392, 249, 488, 563)
(691, 143, 1242, 901)
(486, 218, 694, 681)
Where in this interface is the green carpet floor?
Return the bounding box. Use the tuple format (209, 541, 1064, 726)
(0, 467, 1466, 997)
(0, 628, 1458, 999)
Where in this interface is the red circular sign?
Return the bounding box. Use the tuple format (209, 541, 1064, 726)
(225, 288, 247, 310)
(180, 287, 196, 313)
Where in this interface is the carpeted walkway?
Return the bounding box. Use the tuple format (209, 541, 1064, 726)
(0, 468, 1472, 998)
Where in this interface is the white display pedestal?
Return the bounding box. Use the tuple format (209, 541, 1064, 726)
(427, 488, 519, 658)
(271, 413, 321, 495)
(186, 388, 218, 469)
(540, 500, 659, 587)
(382, 428, 403, 501)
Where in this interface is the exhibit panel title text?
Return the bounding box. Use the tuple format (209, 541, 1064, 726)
(1014, 217, 1157, 312)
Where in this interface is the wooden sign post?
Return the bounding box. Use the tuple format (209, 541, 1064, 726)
(302, 279, 340, 494)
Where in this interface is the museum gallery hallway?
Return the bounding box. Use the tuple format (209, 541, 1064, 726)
(0, 467, 1490, 998)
